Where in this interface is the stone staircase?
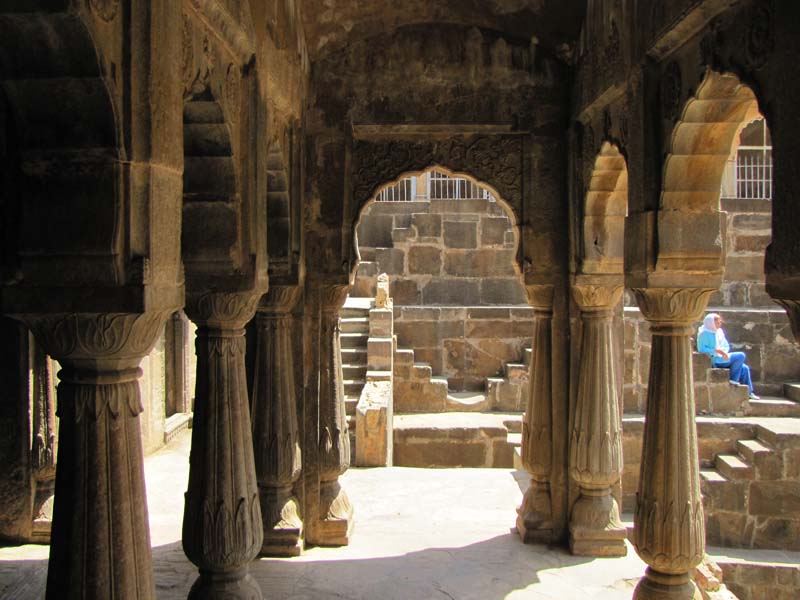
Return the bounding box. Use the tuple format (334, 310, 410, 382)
(486, 346, 531, 412)
(699, 415, 800, 551)
(339, 297, 371, 447)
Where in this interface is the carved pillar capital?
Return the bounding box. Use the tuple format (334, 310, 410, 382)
(571, 283, 623, 313)
(316, 283, 349, 314)
(185, 291, 261, 329)
(25, 311, 169, 371)
(260, 285, 301, 315)
(630, 287, 714, 330)
(524, 284, 554, 311)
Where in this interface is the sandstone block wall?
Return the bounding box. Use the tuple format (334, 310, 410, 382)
(393, 306, 533, 391)
(354, 197, 531, 390)
(713, 198, 774, 308)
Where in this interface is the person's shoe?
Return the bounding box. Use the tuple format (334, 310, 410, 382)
(749, 393, 760, 400)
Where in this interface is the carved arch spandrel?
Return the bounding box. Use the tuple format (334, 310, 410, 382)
(350, 135, 524, 220)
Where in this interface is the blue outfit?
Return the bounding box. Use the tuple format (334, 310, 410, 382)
(697, 330, 754, 394)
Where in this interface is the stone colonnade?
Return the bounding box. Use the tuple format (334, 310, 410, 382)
(517, 284, 715, 599)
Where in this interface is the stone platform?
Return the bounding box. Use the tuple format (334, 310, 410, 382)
(393, 411, 521, 468)
(0, 429, 653, 599)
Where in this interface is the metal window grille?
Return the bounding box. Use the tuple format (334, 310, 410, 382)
(735, 147, 772, 200)
(427, 170, 493, 200)
(375, 171, 495, 202)
(377, 177, 415, 202)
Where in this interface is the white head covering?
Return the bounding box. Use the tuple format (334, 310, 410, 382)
(698, 313, 719, 337)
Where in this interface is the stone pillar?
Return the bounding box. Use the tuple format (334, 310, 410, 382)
(24, 312, 167, 600)
(517, 284, 555, 544)
(182, 292, 263, 599)
(30, 337, 56, 541)
(631, 287, 712, 600)
(309, 283, 353, 546)
(569, 283, 626, 556)
(251, 285, 303, 557)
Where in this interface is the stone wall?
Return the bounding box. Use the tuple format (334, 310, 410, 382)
(713, 198, 774, 308)
(719, 560, 800, 600)
(354, 196, 531, 390)
(394, 306, 533, 391)
(355, 197, 525, 304)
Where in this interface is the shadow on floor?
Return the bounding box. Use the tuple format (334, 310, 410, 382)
(151, 533, 595, 600)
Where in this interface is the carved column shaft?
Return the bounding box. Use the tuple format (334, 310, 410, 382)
(569, 284, 626, 556)
(631, 288, 711, 600)
(182, 292, 263, 600)
(25, 312, 167, 600)
(517, 284, 554, 544)
(251, 286, 303, 557)
(307, 283, 353, 546)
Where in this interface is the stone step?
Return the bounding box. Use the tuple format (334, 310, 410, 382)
(523, 347, 532, 367)
(746, 395, 800, 417)
(339, 332, 368, 349)
(503, 362, 528, 381)
(706, 545, 800, 600)
(340, 316, 369, 334)
(446, 391, 489, 412)
(345, 396, 359, 415)
(755, 420, 800, 450)
(503, 417, 523, 433)
(393, 412, 519, 468)
(701, 468, 728, 485)
(736, 438, 773, 463)
(394, 348, 414, 365)
(343, 379, 365, 396)
(341, 347, 368, 365)
(715, 454, 754, 481)
(164, 412, 193, 445)
(784, 382, 800, 403)
(506, 432, 522, 447)
(412, 362, 432, 380)
(342, 364, 367, 379)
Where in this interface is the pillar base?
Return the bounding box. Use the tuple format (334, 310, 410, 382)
(258, 488, 303, 557)
(313, 480, 354, 546)
(569, 490, 627, 557)
(633, 568, 701, 600)
(189, 569, 263, 600)
(516, 482, 553, 544)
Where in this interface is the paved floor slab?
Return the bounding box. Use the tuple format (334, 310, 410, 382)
(0, 429, 650, 599)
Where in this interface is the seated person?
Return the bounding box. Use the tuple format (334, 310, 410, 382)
(697, 313, 759, 399)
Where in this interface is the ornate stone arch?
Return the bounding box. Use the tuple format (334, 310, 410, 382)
(656, 69, 760, 278)
(347, 134, 525, 275)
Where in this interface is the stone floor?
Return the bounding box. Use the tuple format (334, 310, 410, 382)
(0, 429, 652, 599)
